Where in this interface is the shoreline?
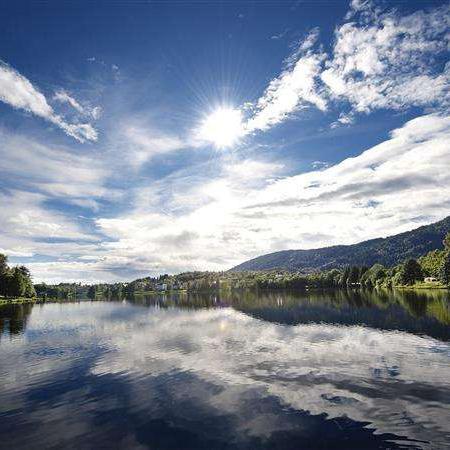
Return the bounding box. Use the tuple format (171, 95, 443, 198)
(1, 284, 449, 307)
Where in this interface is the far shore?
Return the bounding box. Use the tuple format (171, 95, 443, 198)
(1, 284, 449, 307)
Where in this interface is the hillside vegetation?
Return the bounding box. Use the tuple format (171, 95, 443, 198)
(231, 216, 450, 272)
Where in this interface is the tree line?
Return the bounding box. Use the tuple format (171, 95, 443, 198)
(365, 232, 450, 288)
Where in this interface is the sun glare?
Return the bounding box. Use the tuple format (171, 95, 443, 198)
(200, 107, 244, 148)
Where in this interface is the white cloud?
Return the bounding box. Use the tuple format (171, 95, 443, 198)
(25, 260, 120, 284)
(54, 90, 103, 120)
(310, 160, 329, 170)
(243, 1, 450, 133)
(91, 114, 450, 279)
(321, 2, 450, 115)
(0, 129, 110, 200)
(0, 61, 98, 142)
(224, 159, 284, 184)
(118, 123, 187, 167)
(54, 120, 98, 143)
(53, 90, 85, 114)
(0, 190, 96, 242)
(245, 36, 327, 132)
(0, 130, 116, 273)
(0, 247, 34, 258)
(90, 106, 102, 120)
(4, 114, 449, 283)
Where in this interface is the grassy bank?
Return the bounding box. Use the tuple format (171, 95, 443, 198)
(0, 297, 38, 306)
(394, 282, 448, 290)
(0, 296, 88, 306)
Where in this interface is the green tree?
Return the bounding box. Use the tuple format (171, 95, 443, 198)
(0, 271, 8, 296)
(0, 253, 8, 275)
(25, 281, 36, 298)
(87, 285, 97, 299)
(360, 264, 386, 288)
(10, 267, 26, 297)
(439, 252, 450, 285)
(340, 267, 351, 286)
(347, 266, 360, 285)
(398, 259, 423, 286)
(444, 232, 450, 251)
(0, 258, 35, 298)
(0, 254, 9, 297)
(1, 271, 13, 296)
(17, 265, 35, 297)
(419, 250, 446, 278)
(359, 266, 369, 279)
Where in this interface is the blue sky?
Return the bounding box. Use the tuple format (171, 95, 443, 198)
(0, 0, 449, 283)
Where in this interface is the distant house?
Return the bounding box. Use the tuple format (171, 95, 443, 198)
(424, 277, 438, 283)
(155, 283, 167, 291)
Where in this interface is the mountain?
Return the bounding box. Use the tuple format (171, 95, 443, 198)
(231, 216, 450, 272)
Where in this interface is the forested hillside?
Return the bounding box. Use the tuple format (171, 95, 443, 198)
(231, 216, 450, 272)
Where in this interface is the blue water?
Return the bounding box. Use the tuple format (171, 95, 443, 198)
(1, 290, 449, 449)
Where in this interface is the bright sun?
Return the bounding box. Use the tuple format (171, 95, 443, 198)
(199, 107, 244, 148)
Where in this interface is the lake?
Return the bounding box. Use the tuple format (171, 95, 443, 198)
(1, 289, 450, 449)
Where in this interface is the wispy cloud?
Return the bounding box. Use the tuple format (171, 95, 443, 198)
(2, 191, 93, 239)
(54, 89, 103, 120)
(0, 129, 109, 201)
(53, 90, 85, 114)
(0, 129, 114, 266)
(246, 31, 327, 133)
(113, 122, 188, 168)
(0, 61, 98, 142)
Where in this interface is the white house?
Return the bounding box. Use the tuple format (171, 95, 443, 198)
(424, 277, 438, 283)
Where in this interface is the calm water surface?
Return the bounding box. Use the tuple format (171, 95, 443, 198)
(1, 289, 450, 449)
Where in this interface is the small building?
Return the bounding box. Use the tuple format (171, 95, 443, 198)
(424, 277, 438, 283)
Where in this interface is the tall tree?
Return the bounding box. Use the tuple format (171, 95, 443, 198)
(359, 266, 369, 279)
(347, 266, 360, 285)
(399, 259, 423, 285)
(439, 252, 450, 286)
(87, 285, 96, 299)
(0, 254, 8, 274)
(340, 266, 351, 286)
(444, 232, 450, 251)
(0, 254, 10, 296)
(10, 267, 26, 297)
(360, 264, 386, 288)
(419, 250, 446, 278)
